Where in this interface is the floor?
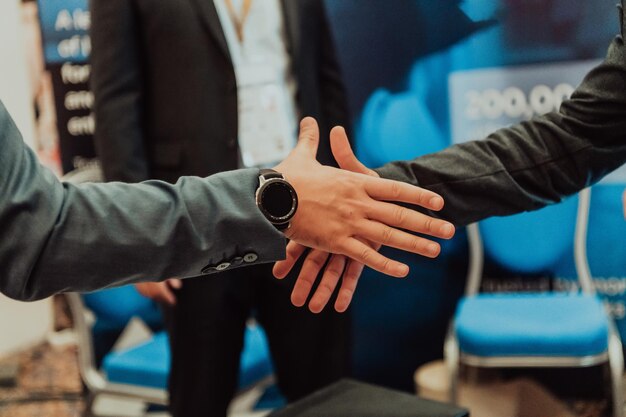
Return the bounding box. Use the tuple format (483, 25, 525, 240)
(0, 340, 272, 417)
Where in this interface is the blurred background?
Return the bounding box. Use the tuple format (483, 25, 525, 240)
(1, 0, 625, 416)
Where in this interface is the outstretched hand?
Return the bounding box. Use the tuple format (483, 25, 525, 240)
(273, 122, 455, 313)
(135, 278, 182, 306)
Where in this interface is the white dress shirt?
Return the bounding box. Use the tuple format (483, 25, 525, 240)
(213, 0, 299, 168)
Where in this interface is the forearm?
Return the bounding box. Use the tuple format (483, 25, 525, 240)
(376, 32, 626, 226)
(25, 171, 286, 300)
(0, 101, 284, 301)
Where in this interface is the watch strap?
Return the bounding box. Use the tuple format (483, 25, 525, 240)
(259, 168, 284, 180)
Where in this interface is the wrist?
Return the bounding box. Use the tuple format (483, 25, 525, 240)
(255, 169, 298, 233)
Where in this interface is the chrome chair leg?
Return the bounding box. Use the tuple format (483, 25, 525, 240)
(608, 325, 624, 417)
(444, 327, 460, 404)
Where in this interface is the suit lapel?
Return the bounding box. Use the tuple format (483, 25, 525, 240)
(187, 0, 232, 63)
(281, 0, 300, 66)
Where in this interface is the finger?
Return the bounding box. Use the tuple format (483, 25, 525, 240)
(367, 201, 455, 239)
(291, 249, 331, 307)
(293, 117, 320, 159)
(330, 126, 377, 177)
(273, 242, 307, 279)
(340, 238, 409, 278)
(335, 259, 367, 313)
(161, 287, 177, 306)
(168, 278, 183, 290)
(357, 220, 441, 258)
(364, 177, 445, 211)
(309, 254, 347, 314)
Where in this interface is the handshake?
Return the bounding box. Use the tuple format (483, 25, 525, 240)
(269, 117, 455, 314)
(138, 117, 455, 313)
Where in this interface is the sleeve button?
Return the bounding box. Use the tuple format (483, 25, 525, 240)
(216, 262, 231, 271)
(243, 253, 258, 263)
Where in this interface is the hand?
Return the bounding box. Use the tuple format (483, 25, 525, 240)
(135, 278, 182, 306)
(274, 118, 454, 277)
(273, 121, 455, 312)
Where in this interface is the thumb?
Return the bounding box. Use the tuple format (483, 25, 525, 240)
(294, 117, 320, 159)
(330, 126, 377, 177)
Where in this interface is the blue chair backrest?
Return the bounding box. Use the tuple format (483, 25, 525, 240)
(83, 286, 163, 331)
(356, 89, 448, 168)
(480, 196, 579, 274)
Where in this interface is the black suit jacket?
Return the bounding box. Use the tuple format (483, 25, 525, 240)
(90, 0, 350, 183)
(376, 1, 626, 227)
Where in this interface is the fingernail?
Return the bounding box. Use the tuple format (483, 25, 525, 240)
(440, 223, 454, 237)
(429, 196, 444, 210)
(428, 243, 440, 256)
(396, 264, 409, 276)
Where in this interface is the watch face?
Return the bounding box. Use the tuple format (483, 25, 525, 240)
(260, 180, 297, 221)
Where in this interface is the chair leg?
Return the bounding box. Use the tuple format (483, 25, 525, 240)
(608, 328, 625, 417)
(444, 328, 460, 405)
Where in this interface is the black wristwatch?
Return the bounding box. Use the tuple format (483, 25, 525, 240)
(255, 169, 298, 231)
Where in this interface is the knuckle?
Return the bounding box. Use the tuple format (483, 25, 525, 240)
(409, 237, 423, 252)
(286, 245, 300, 259)
(339, 205, 355, 220)
(389, 181, 401, 199)
(394, 206, 408, 225)
(379, 258, 391, 273)
(306, 254, 326, 269)
(359, 247, 372, 263)
(424, 218, 434, 234)
(320, 282, 335, 295)
(326, 263, 344, 277)
(381, 226, 394, 244)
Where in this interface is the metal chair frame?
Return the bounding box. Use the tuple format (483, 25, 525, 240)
(67, 293, 276, 416)
(66, 292, 168, 416)
(444, 188, 624, 417)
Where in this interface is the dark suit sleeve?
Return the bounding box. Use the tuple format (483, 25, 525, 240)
(375, 13, 626, 227)
(0, 101, 286, 302)
(317, 1, 352, 136)
(90, 0, 149, 182)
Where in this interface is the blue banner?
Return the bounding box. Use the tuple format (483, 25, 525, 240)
(37, 0, 95, 173)
(38, 0, 90, 65)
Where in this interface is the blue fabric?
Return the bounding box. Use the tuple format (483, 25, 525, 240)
(480, 195, 579, 274)
(455, 293, 609, 357)
(103, 325, 273, 390)
(356, 89, 448, 168)
(84, 287, 163, 330)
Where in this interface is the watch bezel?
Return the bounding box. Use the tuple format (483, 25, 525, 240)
(255, 177, 298, 225)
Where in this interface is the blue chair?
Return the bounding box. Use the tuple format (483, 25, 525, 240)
(445, 189, 624, 417)
(67, 291, 275, 416)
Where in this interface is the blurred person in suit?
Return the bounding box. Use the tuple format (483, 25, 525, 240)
(90, 1, 352, 415)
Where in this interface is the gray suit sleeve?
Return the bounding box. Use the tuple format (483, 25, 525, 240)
(0, 101, 286, 301)
(376, 17, 626, 226)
